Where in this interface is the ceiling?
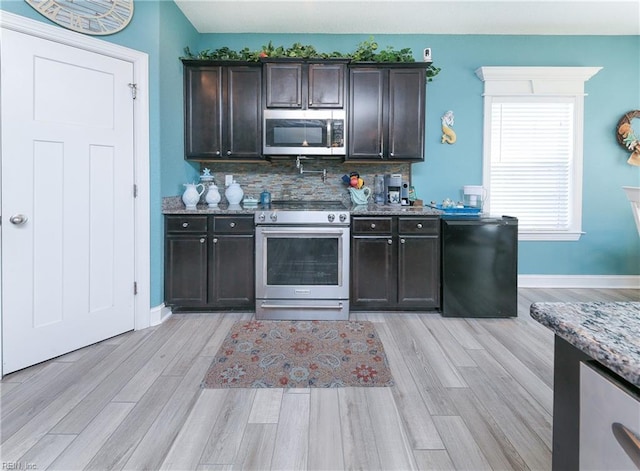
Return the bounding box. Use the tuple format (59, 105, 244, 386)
(174, 0, 640, 35)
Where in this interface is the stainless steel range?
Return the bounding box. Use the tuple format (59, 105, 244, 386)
(255, 201, 350, 320)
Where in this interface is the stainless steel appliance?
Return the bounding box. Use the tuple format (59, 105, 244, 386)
(384, 173, 402, 205)
(263, 109, 346, 156)
(255, 201, 350, 320)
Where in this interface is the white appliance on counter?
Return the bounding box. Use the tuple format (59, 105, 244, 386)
(580, 361, 640, 470)
(623, 186, 640, 236)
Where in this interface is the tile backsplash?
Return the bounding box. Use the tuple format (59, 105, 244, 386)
(196, 159, 411, 205)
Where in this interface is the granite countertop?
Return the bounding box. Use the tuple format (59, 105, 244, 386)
(163, 196, 442, 216)
(530, 302, 640, 387)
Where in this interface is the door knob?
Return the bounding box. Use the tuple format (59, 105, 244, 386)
(9, 214, 28, 225)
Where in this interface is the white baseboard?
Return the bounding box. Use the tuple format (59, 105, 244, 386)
(518, 275, 640, 289)
(149, 303, 172, 326)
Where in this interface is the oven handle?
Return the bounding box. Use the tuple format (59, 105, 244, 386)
(260, 302, 344, 310)
(257, 229, 348, 235)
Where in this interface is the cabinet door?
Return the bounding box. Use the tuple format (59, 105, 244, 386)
(348, 68, 385, 160)
(165, 235, 208, 306)
(351, 236, 395, 309)
(265, 62, 302, 108)
(225, 66, 262, 159)
(397, 236, 440, 309)
(388, 68, 425, 160)
(210, 234, 255, 307)
(184, 66, 222, 159)
(308, 63, 345, 108)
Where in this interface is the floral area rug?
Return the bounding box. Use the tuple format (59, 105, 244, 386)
(201, 320, 394, 388)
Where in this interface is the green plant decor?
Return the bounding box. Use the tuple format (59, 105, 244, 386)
(182, 36, 441, 81)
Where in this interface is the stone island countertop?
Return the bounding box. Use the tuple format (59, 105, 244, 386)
(530, 301, 640, 387)
(163, 196, 442, 216)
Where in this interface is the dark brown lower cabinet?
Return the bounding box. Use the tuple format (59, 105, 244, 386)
(208, 216, 255, 308)
(164, 215, 254, 311)
(351, 215, 440, 311)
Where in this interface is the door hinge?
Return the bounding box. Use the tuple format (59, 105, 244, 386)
(134, 282, 138, 295)
(128, 83, 137, 100)
(133, 184, 138, 198)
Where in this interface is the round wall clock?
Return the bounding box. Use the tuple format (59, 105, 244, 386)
(25, 0, 134, 36)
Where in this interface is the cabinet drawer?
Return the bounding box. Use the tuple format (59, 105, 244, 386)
(352, 217, 393, 234)
(212, 215, 254, 234)
(166, 215, 208, 233)
(398, 217, 439, 235)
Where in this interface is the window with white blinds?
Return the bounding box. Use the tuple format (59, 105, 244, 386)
(489, 99, 575, 232)
(476, 66, 601, 241)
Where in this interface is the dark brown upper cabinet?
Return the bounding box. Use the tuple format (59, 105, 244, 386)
(263, 60, 348, 109)
(183, 61, 262, 160)
(348, 64, 426, 161)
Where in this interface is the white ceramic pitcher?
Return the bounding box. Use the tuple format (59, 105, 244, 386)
(182, 183, 205, 210)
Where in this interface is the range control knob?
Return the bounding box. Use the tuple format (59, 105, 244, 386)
(339, 213, 348, 223)
(270, 212, 278, 222)
(257, 212, 266, 222)
(327, 213, 335, 222)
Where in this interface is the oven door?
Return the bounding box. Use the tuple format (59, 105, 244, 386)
(255, 225, 350, 301)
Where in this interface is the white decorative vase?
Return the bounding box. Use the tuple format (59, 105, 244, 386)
(205, 183, 221, 208)
(225, 181, 244, 205)
(182, 183, 204, 210)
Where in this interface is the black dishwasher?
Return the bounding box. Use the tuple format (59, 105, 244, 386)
(441, 216, 518, 317)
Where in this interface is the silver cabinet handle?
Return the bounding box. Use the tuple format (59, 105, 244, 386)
(230, 222, 236, 228)
(612, 422, 640, 468)
(400, 238, 406, 244)
(417, 223, 423, 229)
(213, 238, 218, 243)
(182, 222, 189, 228)
(226, 150, 232, 156)
(388, 239, 392, 245)
(199, 238, 205, 243)
(370, 223, 376, 229)
(9, 214, 28, 225)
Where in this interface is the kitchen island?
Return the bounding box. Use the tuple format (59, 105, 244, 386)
(530, 302, 640, 470)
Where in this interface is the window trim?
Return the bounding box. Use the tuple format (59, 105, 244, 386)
(476, 66, 601, 241)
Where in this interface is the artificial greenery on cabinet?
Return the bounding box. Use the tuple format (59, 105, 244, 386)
(182, 37, 441, 81)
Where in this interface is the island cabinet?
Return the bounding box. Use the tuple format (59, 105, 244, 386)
(348, 64, 426, 161)
(351, 215, 440, 310)
(183, 61, 262, 160)
(164, 214, 255, 311)
(263, 60, 348, 109)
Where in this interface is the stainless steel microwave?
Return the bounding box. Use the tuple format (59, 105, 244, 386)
(263, 109, 346, 156)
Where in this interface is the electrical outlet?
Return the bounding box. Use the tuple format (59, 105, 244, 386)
(225, 175, 233, 187)
(423, 48, 432, 63)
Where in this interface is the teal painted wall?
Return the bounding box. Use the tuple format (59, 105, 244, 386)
(197, 33, 640, 276)
(2, 2, 638, 307)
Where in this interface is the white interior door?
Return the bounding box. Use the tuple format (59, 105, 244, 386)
(1, 28, 136, 374)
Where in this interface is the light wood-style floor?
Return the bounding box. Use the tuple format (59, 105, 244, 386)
(1, 288, 638, 470)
